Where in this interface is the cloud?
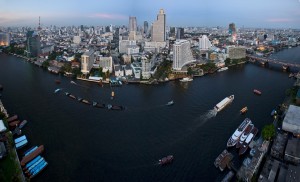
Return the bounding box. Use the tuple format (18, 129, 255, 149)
(88, 13, 127, 20)
(266, 18, 293, 23)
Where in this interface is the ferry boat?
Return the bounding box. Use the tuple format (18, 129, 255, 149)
(253, 89, 262, 95)
(158, 155, 174, 165)
(179, 77, 193, 82)
(240, 107, 248, 114)
(227, 118, 252, 147)
(239, 127, 258, 155)
(236, 124, 254, 148)
(217, 67, 228, 72)
(166, 100, 174, 106)
(214, 95, 234, 112)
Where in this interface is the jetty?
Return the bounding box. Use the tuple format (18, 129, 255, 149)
(214, 149, 234, 171)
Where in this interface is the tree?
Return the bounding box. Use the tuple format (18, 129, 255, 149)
(42, 61, 50, 68)
(262, 124, 275, 140)
(187, 67, 193, 76)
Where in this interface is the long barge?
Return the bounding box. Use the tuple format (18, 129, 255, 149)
(21, 145, 44, 166)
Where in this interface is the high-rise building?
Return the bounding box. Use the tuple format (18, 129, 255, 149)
(141, 56, 153, 79)
(81, 50, 95, 74)
(0, 33, 10, 46)
(151, 9, 166, 42)
(26, 31, 41, 57)
(229, 23, 237, 42)
(144, 21, 148, 34)
(172, 40, 194, 71)
(169, 27, 175, 38)
(176, 27, 184, 39)
(199, 35, 212, 50)
(119, 40, 137, 54)
(129, 17, 137, 32)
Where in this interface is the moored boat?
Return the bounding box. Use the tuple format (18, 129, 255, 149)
(65, 92, 70, 96)
(7, 115, 18, 123)
(29, 161, 48, 178)
(166, 100, 174, 106)
(158, 155, 174, 165)
(214, 149, 228, 168)
(236, 124, 254, 149)
(24, 146, 38, 156)
(21, 145, 44, 166)
(68, 94, 76, 99)
(19, 120, 28, 129)
(23, 156, 42, 170)
(227, 118, 252, 147)
(240, 106, 248, 114)
(25, 158, 45, 174)
(217, 67, 228, 72)
(253, 89, 262, 95)
(179, 77, 193, 82)
(9, 120, 20, 127)
(239, 127, 258, 155)
(81, 99, 91, 105)
(214, 95, 234, 112)
(92, 102, 106, 108)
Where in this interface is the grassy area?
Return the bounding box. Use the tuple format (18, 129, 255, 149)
(0, 132, 23, 182)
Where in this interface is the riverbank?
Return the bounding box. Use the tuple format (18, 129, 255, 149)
(0, 100, 26, 182)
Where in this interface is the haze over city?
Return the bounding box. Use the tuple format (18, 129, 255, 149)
(1, 0, 300, 28)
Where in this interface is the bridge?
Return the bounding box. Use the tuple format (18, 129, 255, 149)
(246, 55, 300, 70)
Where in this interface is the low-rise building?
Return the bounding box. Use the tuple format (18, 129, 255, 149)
(270, 132, 288, 160)
(282, 105, 300, 136)
(284, 138, 300, 165)
(114, 65, 124, 77)
(228, 46, 246, 59)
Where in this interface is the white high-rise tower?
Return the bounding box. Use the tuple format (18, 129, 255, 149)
(172, 40, 194, 71)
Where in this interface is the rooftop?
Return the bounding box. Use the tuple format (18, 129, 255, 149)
(285, 138, 300, 158)
(282, 105, 300, 134)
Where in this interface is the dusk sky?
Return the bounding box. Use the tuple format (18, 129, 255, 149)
(1, 0, 300, 28)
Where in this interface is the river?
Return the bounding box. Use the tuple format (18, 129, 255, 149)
(0, 47, 299, 182)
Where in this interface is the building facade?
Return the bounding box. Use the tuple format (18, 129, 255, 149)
(0, 33, 10, 46)
(151, 9, 166, 42)
(199, 35, 212, 50)
(26, 31, 41, 57)
(172, 40, 194, 71)
(119, 40, 136, 54)
(176, 28, 184, 39)
(228, 46, 246, 59)
(141, 56, 152, 79)
(81, 50, 95, 74)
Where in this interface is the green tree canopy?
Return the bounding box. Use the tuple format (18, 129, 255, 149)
(262, 124, 275, 140)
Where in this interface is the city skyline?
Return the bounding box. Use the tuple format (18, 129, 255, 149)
(1, 0, 300, 28)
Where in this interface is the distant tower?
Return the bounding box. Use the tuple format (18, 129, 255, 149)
(144, 21, 148, 34)
(37, 16, 42, 31)
(228, 23, 237, 42)
(152, 9, 166, 42)
(129, 16, 137, 40)
(176, 27, 184, 39)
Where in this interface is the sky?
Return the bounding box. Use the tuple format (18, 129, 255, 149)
(1, 0, 300, 28)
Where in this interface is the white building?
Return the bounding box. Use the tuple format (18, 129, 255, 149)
(141, 56, 152, 79)
(127, 46, 140, 55)
(172, 40, 194, 71)
(151, 9, 166, 42)
(124, 65, 133, 76)
(144, 41, 166, 53)
(119, 40, 136, 54)
(81, 50, 95, 74)
(199, 35, 212, 50)
(114, 65, 124, 77)
(227, 46, 246, 59)
(73, 36, 81, 44)
(97, 55, 113, 73)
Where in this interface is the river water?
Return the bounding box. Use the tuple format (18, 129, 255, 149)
(0, 47, 299, 182)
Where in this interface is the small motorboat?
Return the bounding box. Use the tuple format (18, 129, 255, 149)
(253, 89, 262, 95)
(240, 107, 248, 114)
(158, 155, 174, 165)
(19, 120, 28, 129)
(55, 80, 61, 84)
(54, 88, 61, 94)
(70, 81, 77, 85)
(166, 100, 174, 106)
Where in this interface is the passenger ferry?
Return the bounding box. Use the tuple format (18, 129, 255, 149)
(179, 77, 193, 82)
(217, 67, 228, 72)
(214, 95, 234, 112)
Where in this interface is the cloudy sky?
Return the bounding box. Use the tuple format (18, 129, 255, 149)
(1, 0, 300, 28)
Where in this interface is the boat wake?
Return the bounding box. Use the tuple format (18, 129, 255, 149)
(193, 109, 217, 127)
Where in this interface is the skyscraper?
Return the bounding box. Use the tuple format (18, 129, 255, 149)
(26, 31, 41, 57)
(199, 35, 212, 50)
(0, 33, 10, 46)
(144, 21, 148, 34)
(229, 23, 237, 42)
(172, 40, 194, 71)
(129, 17, 137, 32)
(151, 9, 166, 42)
(176, 27, 184, 39)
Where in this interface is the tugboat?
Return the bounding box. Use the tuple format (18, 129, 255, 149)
(158, 155, 174, 165)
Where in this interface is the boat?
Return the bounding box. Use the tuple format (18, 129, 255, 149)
(81, 99, 91, 105)
(24, 146, 38, 156)
(214, 95, 234, 112)
(214, 150, 234, 171)
(158, 155, 174, 165)
(9, 120, 20, 127)
(111, 105, 124, 110)
(253, 89, 262, 95)
(7, 115, 18, 123)
(271, 109, 277, 117)
(19, 120, 28, 129)
(239, 127, 258, 155)
(21, 145, 44, 166)
(166, 100, 174, 106)
(16, 139, 28, 149)
(55, 79, 61, 84)
(23, 156, 42, 170)
(227, 118, 252, 147)
(240, 106, 248, 114)
(65, 92, 70, 96)
(29, 161, 48, 179)
(68, 94, 76, 99)
(25, 158, 45, 174)
(15, 135, 27, 144)
(70, 81, 76, 84)
(289, 73, 294, 78)
(92, 102, 106, 108)
(54, 88, 61, 94)
(214, 149, 228, 168)
(179, 77, 193, 82)
(217, 67, 229, 72)
(236, 124, 254, 148)
(77, 97, 83, 102)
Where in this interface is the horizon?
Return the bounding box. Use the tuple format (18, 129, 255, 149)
(1, 0, 300, 29)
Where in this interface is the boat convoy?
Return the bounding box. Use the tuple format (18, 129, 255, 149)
(214, 95, 234, 112)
